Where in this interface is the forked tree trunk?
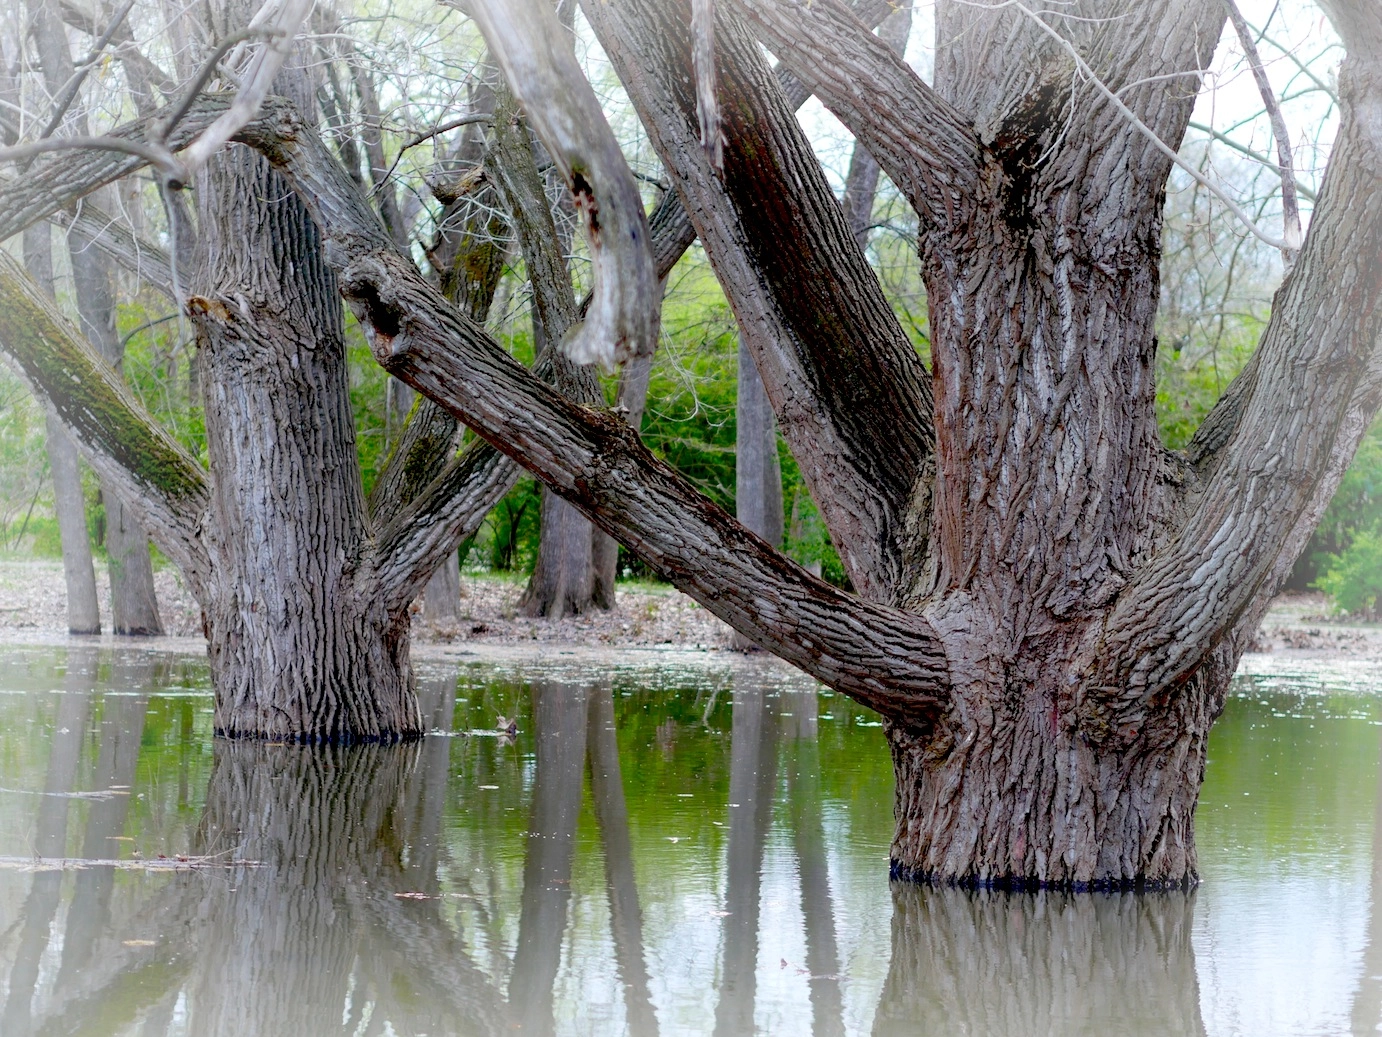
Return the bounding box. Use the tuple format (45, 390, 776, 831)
(191, 142, 419, 741)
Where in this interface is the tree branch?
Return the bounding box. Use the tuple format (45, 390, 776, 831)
(581, 0, 934, 603)
(374, 441, 519, 616)
(232, 98, 951, 720)
(1085, 55, 1382, 717)
(0, 251, 209, 587)
(52, 202, 175, 300)
(731, 0, 981, 238)
(467, 0, 658, 369)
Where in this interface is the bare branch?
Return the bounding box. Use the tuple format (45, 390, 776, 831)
(1187, 120, 1318, 203)
(174, 0, 314, 178)
(732, 0, 980, 238)
(1223, 0, 1302, 262)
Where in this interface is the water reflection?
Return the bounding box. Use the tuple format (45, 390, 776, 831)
(874, 887, 1205, 1036)
(0, 648, 1376, 1034)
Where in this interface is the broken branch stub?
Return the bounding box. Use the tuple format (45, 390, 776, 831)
(466, 0, 658, 369)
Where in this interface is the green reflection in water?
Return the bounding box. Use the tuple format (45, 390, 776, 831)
(0, 648, 1378, 1036)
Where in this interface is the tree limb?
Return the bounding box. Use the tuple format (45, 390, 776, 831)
(731, 0, 981, 238)
(0, 250, 209, 587)
(581, 0, 934, 603)
(53, 202, 175, 300)
(1086, 54, 1382, 715)
(467, 0, 658, 369)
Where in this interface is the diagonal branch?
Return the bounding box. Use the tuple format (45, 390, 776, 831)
(0, 251, 209, 588)
(1085, 53, 1382, 715)
(731, 0, 981, 238)
(581, 0, 935, 603)
(231, 98, 951, 720)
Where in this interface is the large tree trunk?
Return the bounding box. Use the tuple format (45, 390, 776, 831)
(25, 225, 100, 635)
(190, 141, 419, 741)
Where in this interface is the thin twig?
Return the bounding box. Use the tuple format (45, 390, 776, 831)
(1223, 0, 1301, 263)
(1188, 120, 1317, 203)
(376, 111, 494, 189)
(37, 0, 137, 142)
(157, 26, 279, 144)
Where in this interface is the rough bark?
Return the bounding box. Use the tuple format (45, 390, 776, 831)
(581, 0, 935, 603)
(190, 141, 419, 741)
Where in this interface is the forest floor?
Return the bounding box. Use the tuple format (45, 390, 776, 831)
(0, 556, 1376, 660)
(0, 556, 736, 652)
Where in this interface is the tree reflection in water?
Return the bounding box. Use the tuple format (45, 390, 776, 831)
(0, 657, 1228, 1036)
(873, 885, 1207, 1037)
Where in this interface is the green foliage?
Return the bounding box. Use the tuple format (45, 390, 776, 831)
(0, 370, 52, 553)
(482, 478, 542, 573)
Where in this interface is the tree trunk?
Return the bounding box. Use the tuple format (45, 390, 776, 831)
(421, 550, 462, 620)
(191, 141, 419, 741)
(733, 334, 784, 649)
(25, 224, 100, 635)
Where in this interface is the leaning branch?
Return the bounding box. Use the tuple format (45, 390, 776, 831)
(732, 0, 981, 238)
(0, 251, 209, 586)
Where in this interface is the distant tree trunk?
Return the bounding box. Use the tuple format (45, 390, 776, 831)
(29, 0, 162, 636)
(733, 334, 784, 648)
(25, 224, 100, 635)
(191, 140, 418, 740)
(421, 551, 462, 620)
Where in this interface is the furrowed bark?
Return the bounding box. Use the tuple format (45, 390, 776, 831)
(839, 1, 914, 247)
(468, 0, 657, 369)
(191, 136, 419, 742)
(734, 0, 979, 239)
(0, 249, 210, 587)
(229, 99, 950, 719)
(581, 0, 934, 603)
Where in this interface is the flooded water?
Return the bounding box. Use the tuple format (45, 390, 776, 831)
(0, 644, 1377, 1036)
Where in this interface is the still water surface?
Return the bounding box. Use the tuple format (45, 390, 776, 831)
(0, 644, 1377, 1036)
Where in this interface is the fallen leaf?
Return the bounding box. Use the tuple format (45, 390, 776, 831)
(122, 939, 156, 947)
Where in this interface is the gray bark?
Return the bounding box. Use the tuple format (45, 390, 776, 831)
(733, 333, 783, 648)
(191, 140, 418, 741)
(25, 222, 101, 635)
(838, 2, 913, 247)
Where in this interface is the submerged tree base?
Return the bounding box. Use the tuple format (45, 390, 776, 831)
(888, 861, 1199, 893)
